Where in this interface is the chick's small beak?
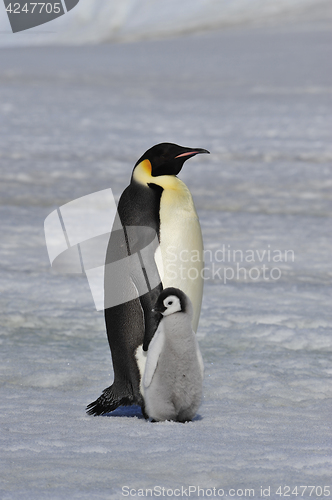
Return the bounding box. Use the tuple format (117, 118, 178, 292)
(152, 307, 164, 314)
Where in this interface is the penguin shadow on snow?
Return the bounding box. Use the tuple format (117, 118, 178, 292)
(101, 406, 203, 423)
(101, 404, 146, 419)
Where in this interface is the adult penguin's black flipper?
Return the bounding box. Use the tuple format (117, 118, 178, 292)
(141, 288, 162, 352)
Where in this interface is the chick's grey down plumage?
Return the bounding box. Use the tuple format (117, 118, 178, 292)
(142, 288, 204, 422)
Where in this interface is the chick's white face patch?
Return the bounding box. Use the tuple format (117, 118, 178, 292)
(162, 295, 181, 316)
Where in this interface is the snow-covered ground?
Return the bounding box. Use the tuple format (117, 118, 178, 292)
(1, 6, 332, 500)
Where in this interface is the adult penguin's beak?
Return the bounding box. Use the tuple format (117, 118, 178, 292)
(174, 148, 210, 159)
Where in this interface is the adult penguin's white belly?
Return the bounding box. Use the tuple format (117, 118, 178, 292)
(156, 175, 204, 332)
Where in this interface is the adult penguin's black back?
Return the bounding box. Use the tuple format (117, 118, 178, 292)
(86, 143, 209, 416)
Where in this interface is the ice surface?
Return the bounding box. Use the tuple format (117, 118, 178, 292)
(0, 9, 332, 500)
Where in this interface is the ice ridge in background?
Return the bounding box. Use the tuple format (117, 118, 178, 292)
(0, 0, 323, 47)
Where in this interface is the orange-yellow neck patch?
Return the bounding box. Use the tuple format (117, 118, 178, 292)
(133, 159, 152, 185)
(133, 159, 189, 195)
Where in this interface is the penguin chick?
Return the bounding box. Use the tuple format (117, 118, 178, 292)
(141, 287, 204, 423)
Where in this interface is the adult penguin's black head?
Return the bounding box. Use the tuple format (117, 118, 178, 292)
(135, 143, 210, 177)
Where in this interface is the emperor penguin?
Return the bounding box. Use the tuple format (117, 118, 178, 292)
(86, 143, 209, 416)
(141, 287, 204, 422)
